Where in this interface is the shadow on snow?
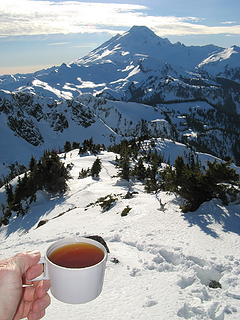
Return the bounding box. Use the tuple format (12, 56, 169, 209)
(183, 199, 240, 238)
(4, 193, 66, 238)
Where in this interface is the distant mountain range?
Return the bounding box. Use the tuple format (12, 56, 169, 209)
(1, 25, 240, 175)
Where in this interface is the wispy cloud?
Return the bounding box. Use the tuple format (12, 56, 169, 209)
(72, 44, 98, 48)
(48, 42, 69, 46)
(0, 0, 240, 37)
(221, 21, 237, 25)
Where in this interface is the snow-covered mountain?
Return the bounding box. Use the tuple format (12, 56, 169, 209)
(76, 25, 221, 71)
(197, 45, 240, 81)
(1, 26, 240, 320)
(1, 25, 239, 96)
(1, 26, 240, 175)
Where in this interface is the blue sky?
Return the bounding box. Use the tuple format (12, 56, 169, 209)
(0, 0, 240, 74)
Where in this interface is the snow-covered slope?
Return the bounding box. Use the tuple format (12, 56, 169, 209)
(76, 26, 221, 71)
(1, 88, 240, 176)
(0, 91, 119, 175)
(198, 46, 240, 82)
(1, 25, 240, 175)
(1, 26, 238, 116)
(0, 25, 226, 96)
(0, 149, 239, 320)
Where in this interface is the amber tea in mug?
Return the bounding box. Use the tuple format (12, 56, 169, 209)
(48, 242, 105, 268)
(32, 237, 108, 304)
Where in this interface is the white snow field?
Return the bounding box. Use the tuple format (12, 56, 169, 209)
(0, 150, 239, 320)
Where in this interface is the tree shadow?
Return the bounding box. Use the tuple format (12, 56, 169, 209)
(4, 193, 66, 238)
(183, 199, 240, 238)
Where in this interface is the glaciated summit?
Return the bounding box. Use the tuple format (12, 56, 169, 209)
(75, 25, 221, 71)
(0, 26, 240, 171)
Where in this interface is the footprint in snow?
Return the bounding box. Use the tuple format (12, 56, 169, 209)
(177, 276, 195, 289)
(129, 267, 141, 277)
(142, 299, 158, 308)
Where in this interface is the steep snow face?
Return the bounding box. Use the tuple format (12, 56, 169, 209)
(1, 87, 240, 177)
(0, 91, 119, 175)
(75, 26, 169, 65)
(0, 90, 175, 175)
(198, 46, 240, 67)
(0, 26, 223, 95)
(197, 46, 240, 81)
(76, 26, 221, 71)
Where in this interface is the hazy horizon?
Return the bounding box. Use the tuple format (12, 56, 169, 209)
(1, 0, 240, 75)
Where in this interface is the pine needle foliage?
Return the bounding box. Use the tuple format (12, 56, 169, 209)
(91, 158, 102, 178)
(161, 157, 239, 212)
(0, 151, 71, 222)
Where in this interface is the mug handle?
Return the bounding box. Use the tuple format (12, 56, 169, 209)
(31, 256, 49, 281)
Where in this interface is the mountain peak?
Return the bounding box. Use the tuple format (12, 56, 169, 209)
(128, 25, 156, 36)
(122, 25, 172, 49)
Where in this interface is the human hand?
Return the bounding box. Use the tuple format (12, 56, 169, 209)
(0, 251, 51, 320)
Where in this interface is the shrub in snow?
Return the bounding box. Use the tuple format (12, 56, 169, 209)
(78, 168, 90, 179)
(98, 194, 118, 212)
(86, 194, 120, 213)
(120, 206, 132, 216)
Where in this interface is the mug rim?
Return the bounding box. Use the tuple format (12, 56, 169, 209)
(45, 237, 108, 270)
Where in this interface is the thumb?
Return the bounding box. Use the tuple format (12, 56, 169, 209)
(13, 251, 41, 274)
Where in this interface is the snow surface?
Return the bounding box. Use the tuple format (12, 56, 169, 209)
(0, 150, 239, 320)
(198, 46, 240, 68)
(197, 46, 240, 78)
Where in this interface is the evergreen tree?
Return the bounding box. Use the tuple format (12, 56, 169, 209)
(13, 174, 35, 215)
(0, 149, 71, 221)
(143, 151, 164, 193)
(29, 156, 37, 172)
(133, 158, 146, 181)
(173, 156, 186, 188)
(91, 158, 102, 178)
(78, 168, 90, 179)
(64, 141, 72, 153)
(118, 153, 130, 181)
(39, 151, 71, 194)
(161, 157, 240, 212)
(72, 142, 80, 149)
(206, 161, 239, 184)
(5, 183, 14, 207)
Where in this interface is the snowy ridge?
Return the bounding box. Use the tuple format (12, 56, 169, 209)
(198, 46, 240, 81)
(1, 88, 240, 176)
(0, 150, 239, 319)
(0, 26, 239, 108)
(0, 25, 240, 172)
(76, 26, 221, 71)
(0, 25, 236, 95)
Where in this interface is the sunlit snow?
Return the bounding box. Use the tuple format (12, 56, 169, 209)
(0, 150, 239, 320)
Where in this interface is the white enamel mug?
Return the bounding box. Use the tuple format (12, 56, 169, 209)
(34, 237, 108, 304)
